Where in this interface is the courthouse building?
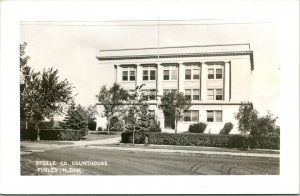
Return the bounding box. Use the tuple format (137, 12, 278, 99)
(96, 44, 254, 134)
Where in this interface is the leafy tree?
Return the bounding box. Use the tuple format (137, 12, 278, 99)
(86, 104, 98, 130)
(252, 111, 278, 137)
(20, 43, 74, 140)
(62, 101, 89, 130)
(96, 83, 128, 134)
(159, 92, 191, 134)
(122, 84, 155, 144)
(234, 102, 258, 135)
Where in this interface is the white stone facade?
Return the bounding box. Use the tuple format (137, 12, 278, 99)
(96, 44, 254, 134)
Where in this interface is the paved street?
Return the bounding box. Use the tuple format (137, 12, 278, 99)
(21, 146, 279, 175)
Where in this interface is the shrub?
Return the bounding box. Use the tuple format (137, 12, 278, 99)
(188, 122, 207, 133)
(97, 127, 103, 132)
(88, 120, 97, 131)
(21, 129, 87, 141)
(219, 122, 234, 134)
(121, 132, 279, 149)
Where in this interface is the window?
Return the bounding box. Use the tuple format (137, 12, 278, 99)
(216, 89, 223, 100)
(207, 88, 223, 100)
(208, 69, 214, 79)
(150, 70, 156, 80)
(122, 71, 128, 81)
(163, 66, 177, 80)
(193, 69, 200, 79)
(163, 70, 170, 80)
(207, 89, 214, 100)
(216, 69, 223, 79)
(185, 65, 200, 80)
(184, 110, 199, 122)
(215, 111, 222, 122)
(171, 70, 177, 80)
(130, 71, 135, 81)
(193, 89, 200, 100)
(207, 110, 222, 122)
(143, 67, 156, 81)
(185, 89, 191, 100)
(185, 69, 191, 80)
(207, 111, 214, 122)
(143, 70, 148, 80)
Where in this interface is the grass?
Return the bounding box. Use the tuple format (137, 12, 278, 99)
(85, 131, 122, 141)
(21, 140, 74, 145)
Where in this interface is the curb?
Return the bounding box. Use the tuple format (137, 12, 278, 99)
(86, 145, 280, 158)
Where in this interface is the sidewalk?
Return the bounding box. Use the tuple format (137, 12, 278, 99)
(86, 144, 280, 158)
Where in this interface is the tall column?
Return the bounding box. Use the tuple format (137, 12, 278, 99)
(178, 62, 185, 93)
(224, 61, 230, 101)
(136, 64, 142, 88)
(201, 62, 207, 101)
(156, 63, 163, 96)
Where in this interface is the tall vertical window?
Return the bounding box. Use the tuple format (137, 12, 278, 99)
(185, 69, 191, 80)
(122, 71, 128, 81)
(184, 110, 199, 122)
(216, 69, 223, 79)
(185, 89, 191, 100)
(150, 70, 156, 80)
(207, 110, 222, 122)
(207, 111, 214, 122)
(143, 70, 148, 80)
(208, 69, 214, 79)
(171, 70, 177, 80)
(193, 68, 200, 79)
(215, 111, 222, 122)
(216, 89, 223, 100)
(193, 89, 200, 100)
(163, 70, 170, 80)
(130, 71, 135, 81)
(207, 89, 214, 100)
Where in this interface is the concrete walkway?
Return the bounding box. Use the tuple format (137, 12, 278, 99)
(86, 145, 280, 158)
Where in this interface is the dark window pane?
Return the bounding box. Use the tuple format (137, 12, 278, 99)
(122, 71, 128, 81)
(164, 70, 169, 80)
(150, 70, 156, 80)
(216, 69, 222, 79)
(143, 70, 148, 80)
(216, 95, 223, 100)
(193, 69, 200, 79)
(130, 71, 135, 81)
(185, 69, 191, 80)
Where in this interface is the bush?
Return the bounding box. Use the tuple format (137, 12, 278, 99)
(121, 132, 279, 149)
(97, 127, 103, 132)
(20, 129, 87, 141)
(188, 122, 207, 133)
(219, 122, 234, 134)
(88, 120, 97, 131)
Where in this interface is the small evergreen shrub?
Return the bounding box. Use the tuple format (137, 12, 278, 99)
(188, 122, 207, 133)
(147, 122, 162, 132)
(219, 122, 234, 134)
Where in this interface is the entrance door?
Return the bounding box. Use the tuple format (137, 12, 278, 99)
(164, 113, 175, 129)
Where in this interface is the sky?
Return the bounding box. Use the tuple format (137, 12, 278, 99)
(20, 20, 280, 120)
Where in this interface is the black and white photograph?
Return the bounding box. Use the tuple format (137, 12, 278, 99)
(0, 0, 299, 194)
(20, 20, 280, 176)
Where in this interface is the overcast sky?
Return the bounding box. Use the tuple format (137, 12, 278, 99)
(20, 21, 280, 119)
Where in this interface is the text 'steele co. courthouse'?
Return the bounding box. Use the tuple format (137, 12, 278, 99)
(96, 44, 254, 134)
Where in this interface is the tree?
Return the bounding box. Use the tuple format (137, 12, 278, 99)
(20, 43, 74, 140)
(96, 83, 128, 134)
(159, 92, 191, 134)
(62, 101, 89, 130)
(86, 104, 98, 131)
(251, 111, 278, 137)
(234, 102, 258, 135)
(122, 84, 155, 144)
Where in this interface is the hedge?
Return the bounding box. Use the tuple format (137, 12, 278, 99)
(20, 129, 87, 141)
(121, 132, 280, 149)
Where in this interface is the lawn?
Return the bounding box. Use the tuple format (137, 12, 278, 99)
(85, 131, 121, 141)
